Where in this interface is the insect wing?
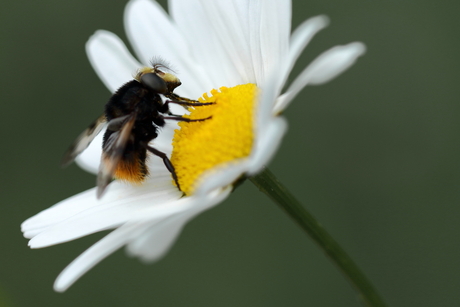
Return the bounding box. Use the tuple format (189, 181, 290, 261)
(61, 114, 107, 166)
(97, 114, 137, 198)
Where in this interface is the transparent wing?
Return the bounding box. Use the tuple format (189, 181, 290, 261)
(61, 115, 107, 167)
(97, 113, 137, 198)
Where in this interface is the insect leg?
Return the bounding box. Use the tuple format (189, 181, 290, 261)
(164, 100, 214, 107)
(161, 93, 214, 113)
(165, 93, 215, 106)
(162, 115, 212, 122)
(146, 146, 182, 192)
(161, 99, 214, 114)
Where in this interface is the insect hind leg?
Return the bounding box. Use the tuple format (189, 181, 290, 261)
(146, 146, 182, 192)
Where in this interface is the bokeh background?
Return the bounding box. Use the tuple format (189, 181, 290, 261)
(0, 0, 459, 306)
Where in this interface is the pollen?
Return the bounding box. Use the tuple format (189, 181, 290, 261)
(171, 84, 258, 195)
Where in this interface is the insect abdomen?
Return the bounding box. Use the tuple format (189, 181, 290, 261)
(113, 150, 148, 183)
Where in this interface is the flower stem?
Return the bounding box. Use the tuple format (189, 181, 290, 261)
(249, 168, 387, 307)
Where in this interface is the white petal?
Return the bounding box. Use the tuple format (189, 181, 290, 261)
(169, 0, 243, 88)
(126, 215, 187, 262)
(24, 179, 180, 246)
(247, 117, 287, 175)
(274, 42, 366, 113)
(197, 163, 249, 196)
(86, 30, 141, 92)
(125, 0, 181, 65)
(54, 222, 150, 292)
(288, 16, 330, 70)
(238, 49, 288, 176)
(186, 0, 256, 84)
(75, 130, 104, 174)
(278, 15, 330, 92)
(256, 51, 287, 140)
(150, 120, 178, 155)
(304, 42, 367, 85)
(248, 0, 291, 85)
(127, 187, 231, 261)
(125, 0, 213, 97)
(53, 187, 231, 292)
(23, 189, 100, 238)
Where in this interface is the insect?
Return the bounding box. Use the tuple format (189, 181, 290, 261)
(61, 62, 212, 198)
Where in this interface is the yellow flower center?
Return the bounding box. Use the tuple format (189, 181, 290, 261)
(171, 84, 258, 195)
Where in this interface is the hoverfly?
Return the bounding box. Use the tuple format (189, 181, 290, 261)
(61, 62, 212, 198)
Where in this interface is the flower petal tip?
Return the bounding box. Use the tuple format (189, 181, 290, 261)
(53, 280, 69, 293)
(28, 240, 40, 249)
(313, 15, 330, 28)
(307, 41, 367, 86)
(349, 41, 367, 56)
(23, 232, 33, 240)
(28, 235, 58, 249)
(87, 29, 111, 45)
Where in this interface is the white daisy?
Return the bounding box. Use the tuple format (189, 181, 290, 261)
(22, 0, 365, 292)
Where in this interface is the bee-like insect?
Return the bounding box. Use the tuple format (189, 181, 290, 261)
(61, 62, 212, 198)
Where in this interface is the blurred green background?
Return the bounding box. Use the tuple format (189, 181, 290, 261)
(1, 0, 459, 306)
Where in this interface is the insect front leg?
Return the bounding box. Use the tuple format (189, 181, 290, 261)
(160, 100, 215, 114)
(160, 93, 215, 113)
(162, 115, 212, 122)
(165, 93, 215, 106)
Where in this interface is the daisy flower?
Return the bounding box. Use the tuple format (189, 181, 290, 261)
(22, 0, 365, 292)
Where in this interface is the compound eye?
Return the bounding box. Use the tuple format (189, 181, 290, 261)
(140, 73, 168, 94)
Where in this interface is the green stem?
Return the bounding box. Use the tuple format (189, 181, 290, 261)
(249, 168, 387, 307)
